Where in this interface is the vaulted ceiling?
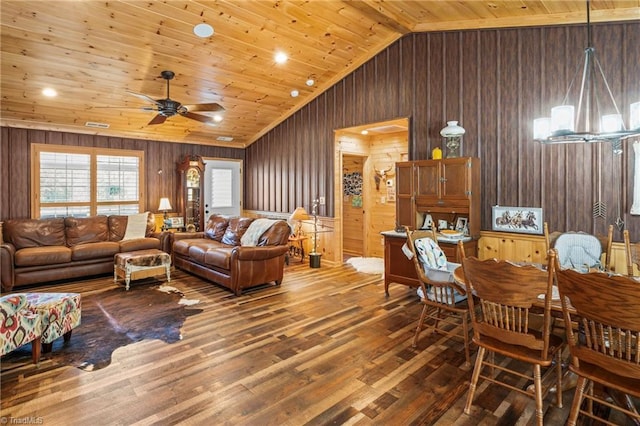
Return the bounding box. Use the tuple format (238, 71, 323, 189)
(1, 1, 638, 148)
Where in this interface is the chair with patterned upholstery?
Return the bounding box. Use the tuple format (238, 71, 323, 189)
(543, 222, 613, 271)
(404, 226, 471, 365)
(623, 229, 640, 277)
(554, 258, 640, 425)
(0, 294, 42, 363)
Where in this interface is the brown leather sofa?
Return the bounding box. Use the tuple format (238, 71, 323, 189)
(171, 214, 290, 296)
(1, 213, 166, 292)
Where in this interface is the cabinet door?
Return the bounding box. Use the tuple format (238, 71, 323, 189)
(440, 158, 470, 200)
(414, 160, 439, 201)
(395, 162, 415, 229)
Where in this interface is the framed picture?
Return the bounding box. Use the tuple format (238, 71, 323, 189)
(166, 217, 184, 228)
(455, 217, 468, 234)
(492, 206, 543, 234)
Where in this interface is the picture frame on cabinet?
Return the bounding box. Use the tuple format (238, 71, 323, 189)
(492, 206, 543, 234)
(455, 217, 468, 234)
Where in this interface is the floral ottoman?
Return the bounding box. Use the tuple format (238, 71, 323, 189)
(1, 294, 42, 363)
(114, 249, 171, 290)
(25, 292, 82, 352)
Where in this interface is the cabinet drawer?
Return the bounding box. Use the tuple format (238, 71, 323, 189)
(416, 198, 470, 211)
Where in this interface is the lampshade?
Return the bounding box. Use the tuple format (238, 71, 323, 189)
(440, 121, 466, 137)
(158, 197, 172, 211)
(290, 207, 310, 222)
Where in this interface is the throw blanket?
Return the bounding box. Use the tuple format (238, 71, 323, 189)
(240, 218, 278, 247)
(122, 212, 148, 240)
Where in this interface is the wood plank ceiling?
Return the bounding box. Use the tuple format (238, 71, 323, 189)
(1, 1, 638, 148)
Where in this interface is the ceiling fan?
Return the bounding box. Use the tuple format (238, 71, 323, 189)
(127, 70, 224, 125)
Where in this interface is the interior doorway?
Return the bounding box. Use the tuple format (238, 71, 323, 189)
(342, 154, 365, 257)
(334, 118, 409, 262)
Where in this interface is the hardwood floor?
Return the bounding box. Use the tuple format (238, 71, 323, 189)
(0, 262, 624, 425)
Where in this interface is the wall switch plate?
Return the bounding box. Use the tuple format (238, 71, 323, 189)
(319, 196, 325, 205)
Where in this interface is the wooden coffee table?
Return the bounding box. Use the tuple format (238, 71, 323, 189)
(114, 249, 171, 290)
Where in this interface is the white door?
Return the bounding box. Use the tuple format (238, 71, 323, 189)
(203, 158, 242, 218)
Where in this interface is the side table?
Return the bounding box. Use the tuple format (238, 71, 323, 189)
(288, 235, 309, 263)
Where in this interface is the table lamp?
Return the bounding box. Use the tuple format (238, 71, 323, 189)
(158, 197, 172, 222)
(289, 207, 310, 236)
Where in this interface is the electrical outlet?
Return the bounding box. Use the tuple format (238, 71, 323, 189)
(319, 196, 325, 205)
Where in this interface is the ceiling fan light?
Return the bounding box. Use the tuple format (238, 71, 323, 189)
(193, 23, 214, 38)
(213, 114, 223, 122)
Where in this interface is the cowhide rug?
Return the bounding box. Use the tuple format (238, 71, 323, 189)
(2, 280, 202, 371)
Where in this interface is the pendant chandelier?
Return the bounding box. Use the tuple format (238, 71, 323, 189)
(533, 0, 640, 147)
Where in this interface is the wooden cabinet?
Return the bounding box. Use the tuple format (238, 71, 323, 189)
(177, 155, 205, 232)
(396, 157, 480, 238)
(386, 157, 481, 294)
(383, 232, 477, 295)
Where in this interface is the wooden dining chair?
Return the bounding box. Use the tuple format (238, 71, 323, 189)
(460, 251, 564, 426)
(623, 229, 640, 277)
(553, 258, 640, 425)
(404, 227, 471, 366)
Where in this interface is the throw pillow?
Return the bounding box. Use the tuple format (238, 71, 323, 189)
(122, 212, 149, 241)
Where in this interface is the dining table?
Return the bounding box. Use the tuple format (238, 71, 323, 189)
(452, 265, 574, 315)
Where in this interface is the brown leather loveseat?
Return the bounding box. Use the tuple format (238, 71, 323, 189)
(171, 214, 290, 296)
(1, 213, 165, 292)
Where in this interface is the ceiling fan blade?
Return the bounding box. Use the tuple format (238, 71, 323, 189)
(148, 114, 167, 125)
(182, 103, 225, 113)
(181, 111, 215, 124)
(126, 90, 163, 106)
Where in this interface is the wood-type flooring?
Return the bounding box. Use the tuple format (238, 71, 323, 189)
(0, 261, 630, 425)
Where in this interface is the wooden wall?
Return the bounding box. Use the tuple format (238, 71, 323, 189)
(0, 127, 244, 220)
(245, 21, 640, 241)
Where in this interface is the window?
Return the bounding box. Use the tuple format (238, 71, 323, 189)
(209, 168, 233, 208)
(32, 144, 145, 218)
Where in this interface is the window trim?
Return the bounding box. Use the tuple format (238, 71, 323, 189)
(31, 144, 146, 218)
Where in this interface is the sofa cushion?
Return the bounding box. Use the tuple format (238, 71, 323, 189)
(187, 245, 207, 264)
(221, 217, 255, 246)
(204, 247, 233, 270)
(108, 213, 156, 241)
(65, 216, 109, 247)
(71, 241, 120, 261)
(173, 239, 202, 256)
(4, 218, 66, 249)
(204, 215, 230, 241)
(118, 237, 161, 252)
(15, 246, 72, 267)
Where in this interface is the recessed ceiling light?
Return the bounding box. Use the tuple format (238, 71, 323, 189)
(290, 90, 299, 98)
(361, 130, 369, 135)
(42, 88, 57, 97)
(306, 78, 315, 87)
(193, 23, 214, 38)
(274, 52, 288, 64)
